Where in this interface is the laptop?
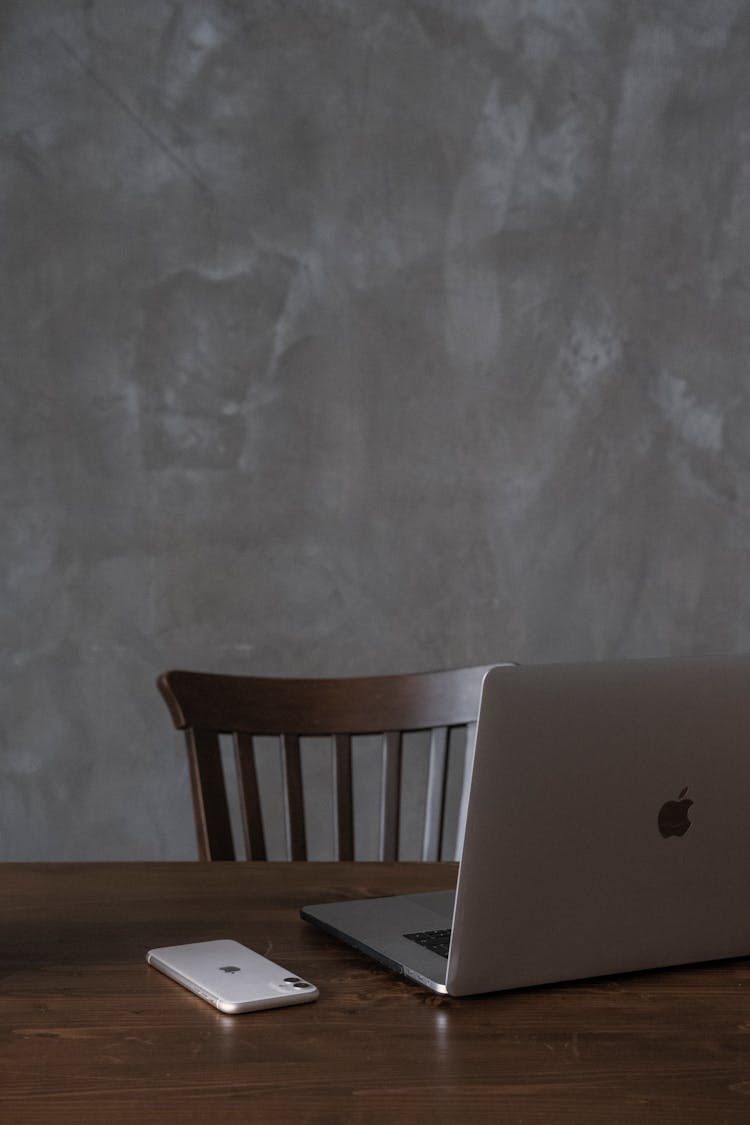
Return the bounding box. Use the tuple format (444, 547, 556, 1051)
(301, 655, 750, 996)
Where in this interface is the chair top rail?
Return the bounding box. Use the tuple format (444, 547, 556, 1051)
(157, 666, 495, 736)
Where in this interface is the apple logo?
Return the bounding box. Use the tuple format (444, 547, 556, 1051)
(219, 965, 241, 973)
(658, 787, 693, 838)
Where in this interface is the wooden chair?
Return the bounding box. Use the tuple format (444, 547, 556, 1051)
(157, 666, 493, 861)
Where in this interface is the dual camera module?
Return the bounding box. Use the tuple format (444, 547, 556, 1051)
(282, 976, 313, 990)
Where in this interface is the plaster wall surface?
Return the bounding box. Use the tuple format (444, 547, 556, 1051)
(3, 0, 750, 858)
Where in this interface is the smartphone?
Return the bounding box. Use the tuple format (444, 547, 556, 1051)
(146, 939, 319, 1013)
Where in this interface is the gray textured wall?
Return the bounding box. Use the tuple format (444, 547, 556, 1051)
(3, 0, 750, 860)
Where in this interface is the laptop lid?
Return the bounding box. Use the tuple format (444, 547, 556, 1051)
(446, 655, 750, 995)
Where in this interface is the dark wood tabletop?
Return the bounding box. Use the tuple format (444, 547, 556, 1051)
(3, 862, 750, 1124)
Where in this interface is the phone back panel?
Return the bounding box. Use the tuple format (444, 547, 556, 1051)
(147, 939, 318, 1011)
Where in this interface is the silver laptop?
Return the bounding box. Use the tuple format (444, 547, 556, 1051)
(302, 655, 750, 995)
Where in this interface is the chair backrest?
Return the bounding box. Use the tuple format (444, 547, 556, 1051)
(157, 666, 493, 861)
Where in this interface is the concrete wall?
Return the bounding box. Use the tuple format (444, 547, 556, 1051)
(3, 0, 750, 859)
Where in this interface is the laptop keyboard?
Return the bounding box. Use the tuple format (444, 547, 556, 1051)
(403, 928, 451, 958)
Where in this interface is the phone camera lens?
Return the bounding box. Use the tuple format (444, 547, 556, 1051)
(293, 981, 310, 989)
(283, 976, 301, 983)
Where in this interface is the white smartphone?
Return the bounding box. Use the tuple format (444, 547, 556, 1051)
(146, 939, 319, 1014)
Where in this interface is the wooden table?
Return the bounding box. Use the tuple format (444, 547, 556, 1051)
(3, 863, 750, 1124)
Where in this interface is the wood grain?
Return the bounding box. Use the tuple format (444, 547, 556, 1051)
(3, 863, 750, 1124)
